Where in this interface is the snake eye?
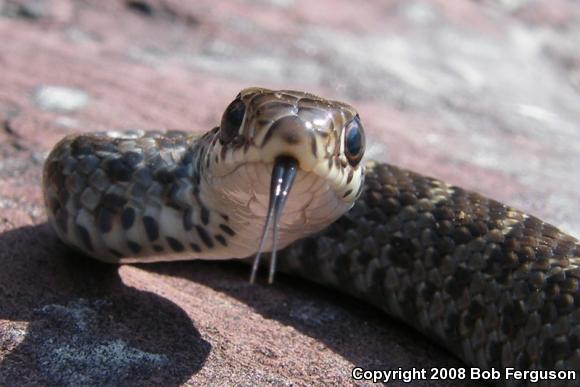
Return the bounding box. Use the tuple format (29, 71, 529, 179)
(344, 115, 365, 166)
(220, 98, 246, 143)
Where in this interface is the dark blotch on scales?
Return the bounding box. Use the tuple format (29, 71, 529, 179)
(127, 241, 142, 254)
(219, 224, 235, 236)
(143, 216, 159, 241)
(121, 207, 136, 229)
(196, 226, 214, 248)
(215, 235, 227, 246)
(167, 237, 185, 252)
(105, 158, 133, 182)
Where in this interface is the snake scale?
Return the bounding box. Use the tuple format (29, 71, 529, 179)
(42, 88, 579, 385)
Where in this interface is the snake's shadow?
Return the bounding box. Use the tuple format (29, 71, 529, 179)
(0, 223, 210, 386)
(142, 258, 476, 379)
(0, 224, 480, 385)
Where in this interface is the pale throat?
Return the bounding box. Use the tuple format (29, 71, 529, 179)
(201, 162, 350, 255)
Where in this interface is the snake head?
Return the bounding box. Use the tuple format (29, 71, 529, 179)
(213, 87, 366, 200)
(205, 88, 367, 282)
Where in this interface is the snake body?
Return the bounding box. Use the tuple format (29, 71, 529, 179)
(42, 88, 579, 385)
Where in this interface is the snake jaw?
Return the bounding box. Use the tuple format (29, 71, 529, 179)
(250, 156, 298, 284)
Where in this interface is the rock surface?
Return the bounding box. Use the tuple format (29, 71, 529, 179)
(0, 0, 579, 385)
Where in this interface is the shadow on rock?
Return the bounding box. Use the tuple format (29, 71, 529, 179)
(142, 259, 475, 385)
(0, 223, 210, 386)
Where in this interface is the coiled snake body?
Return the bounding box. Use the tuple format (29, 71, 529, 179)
(43, 88, 579, 385)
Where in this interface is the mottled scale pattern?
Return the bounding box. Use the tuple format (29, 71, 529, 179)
(278, 161, 580, 386)
(42, 88, 579, 386)
(43, 129, 229, 261)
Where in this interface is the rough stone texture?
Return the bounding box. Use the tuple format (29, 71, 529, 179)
(0, 0, 579, 385)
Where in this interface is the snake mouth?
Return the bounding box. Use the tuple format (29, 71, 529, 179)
(250, 156, 298, 284)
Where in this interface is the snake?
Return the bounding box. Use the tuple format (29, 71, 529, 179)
(42, 88, 579, 385)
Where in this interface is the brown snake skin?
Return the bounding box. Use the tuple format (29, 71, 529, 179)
(42, 89, 579, 386)
(279, 161, 580, 385)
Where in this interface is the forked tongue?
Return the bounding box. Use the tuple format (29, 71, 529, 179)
(250, 156, 298, 284)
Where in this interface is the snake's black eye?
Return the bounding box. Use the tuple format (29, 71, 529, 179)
(220, 98, 246, 143)
(344, 115, 365, 166)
